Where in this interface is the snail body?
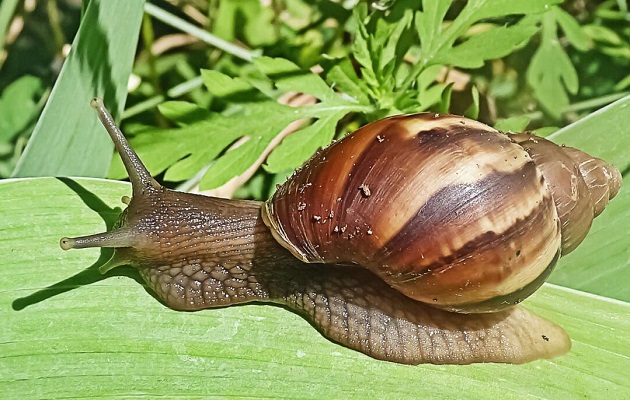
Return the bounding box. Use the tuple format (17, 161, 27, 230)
(60, 99, 621, 365)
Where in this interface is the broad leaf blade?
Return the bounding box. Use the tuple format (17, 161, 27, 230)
(265, 111, 345, 174)
(11, 0, 144, 178)
(0, 177, 628, 398)
(437, 24, 539, 69)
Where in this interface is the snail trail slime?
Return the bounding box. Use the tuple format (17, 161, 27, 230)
(61, 98, 621, 365)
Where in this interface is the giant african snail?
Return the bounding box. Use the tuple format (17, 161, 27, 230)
(60, 98, 621, 365)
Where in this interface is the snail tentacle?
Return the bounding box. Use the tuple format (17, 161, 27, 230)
(90, 97, 160, 196)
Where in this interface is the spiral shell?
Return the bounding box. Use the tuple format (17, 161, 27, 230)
(512, 133, 621, 254)
(263, 114, 620, 313)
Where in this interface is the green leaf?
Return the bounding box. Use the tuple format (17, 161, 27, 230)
(583, 24, 624, 46)
(437, 24, 539, 69)
(324, 58, 370, 105)
(212, 0, 277, 47)
(415, 1, 452, 52)
(0, 177, 628, 397)
(494, 115, 531, 132)
(397, 0, 563, 110)
(614, 74, 630, 91)
(0, 76, 43, 142)
(11, 0, 144, 178)
(350, 6, 380, 99)
(436, 82, 454, 114)
(265, 111, 345, 174)
(253, 57, 338, 102)
(473, 0, 564, 20)
(201, 69, 256, 99)
(108, 117, 240, 181)
(0, 0, 19, 52)
(554, 7, 591, 51)
(526, 11, 579, 119)
(464, 85, 480, 119)
(374, 4, 414, 73)
(198, 101, 298, 189)
(157, 101, 211, 125)
(130, 59, 368, 188)
(418, 82, 449, 110)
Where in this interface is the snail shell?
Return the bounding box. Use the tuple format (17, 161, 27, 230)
(263, 114, 621, 313)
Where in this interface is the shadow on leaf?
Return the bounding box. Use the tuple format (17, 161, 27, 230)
(12, 178, 147, 310)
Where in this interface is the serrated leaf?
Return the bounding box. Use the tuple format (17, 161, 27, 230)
(164, 127, 244, 182)
(527, 12, 579, 119)
(108, 118, 241, 181)
(415, 1, 451, 52)
(325, 58, 370, 105)
(0, 75, 42, 142)
(131, 58, 368, 188)
(158, 101, 211, 125)
(201, 69, 259, 100)
(254, 58, 338, 102)
(583, 24, 624, 46)
(494, 115, 531, 132)
(473, 0, 564, 20)
(264, 111, 345, 174)
(438, 24, 539, 69)
(198, 101, 298, 189)
(0, 178, 628, 398)
(252, 57, 303, 76)
(418, 82, 449, 110)
(212, 0, 276, 47)
(351, 8, 380, 99)
(554, 7, 591, 51)
(417, 65, 443, 92)
(375, 4, 414, 72)
(12, 0, 144, 178)
(199, 136, 266, 189)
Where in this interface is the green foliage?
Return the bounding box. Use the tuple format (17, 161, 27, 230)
(527, 8, 582, 119)
(111, 58, 368, 188)
(109, 0, 585, 190)
(3, 0, 629, 184)
(11, 0, 144, 178)
(0, 76, 43, 176)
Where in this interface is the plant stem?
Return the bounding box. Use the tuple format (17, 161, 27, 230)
(46, 0, 67, 57)
(143, 3, 257, 62)
(141, 12, 167, 127)
(524, 92, 630, 121)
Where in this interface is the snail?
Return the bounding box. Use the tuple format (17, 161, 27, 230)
(60, 98, 621, 365)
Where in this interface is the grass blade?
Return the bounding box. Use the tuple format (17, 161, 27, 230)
(11, 0, 144, 178)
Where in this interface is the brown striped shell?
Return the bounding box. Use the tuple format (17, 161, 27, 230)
(262, 114, 621, 313)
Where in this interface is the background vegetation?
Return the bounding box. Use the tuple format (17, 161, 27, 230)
(0, 0, 628, 398)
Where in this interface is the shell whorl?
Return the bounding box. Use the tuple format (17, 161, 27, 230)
(512, 133, 622, 254)
(264, 114, 564, 313)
